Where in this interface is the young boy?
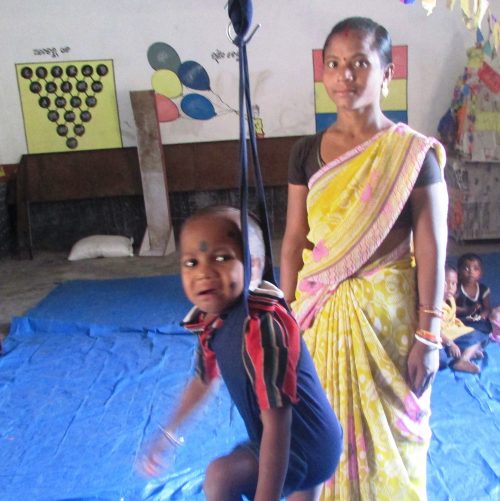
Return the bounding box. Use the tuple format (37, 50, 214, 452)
(456, 253, 492, 335)
(139, 206, 342, 501)
(439, 264, 488, 374)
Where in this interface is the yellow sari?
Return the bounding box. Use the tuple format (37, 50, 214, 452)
(292, 123, 446, 500)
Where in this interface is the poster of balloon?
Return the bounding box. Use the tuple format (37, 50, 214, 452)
(147, 41, 237, 123)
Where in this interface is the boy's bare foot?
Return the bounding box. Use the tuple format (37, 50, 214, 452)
(472, 349, 484, 360)
(452, 359, 480, 374)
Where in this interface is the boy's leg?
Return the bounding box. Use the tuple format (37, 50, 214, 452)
(472, 348, 484, 359)
(286, 484, 323, 501)
(450, 342, 482, 373)
(461, 343, 482, 362)
(452, 359, 480, 373)
(203, 446, 258, 501)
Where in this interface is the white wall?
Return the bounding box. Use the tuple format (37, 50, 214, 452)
(0, 0, 483, 164)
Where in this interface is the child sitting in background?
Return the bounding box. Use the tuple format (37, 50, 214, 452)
(456, 253, 492, 335)
(490, 306, 500, 343)
(439, 264, 489, 374)
(138, 206, 342, 501)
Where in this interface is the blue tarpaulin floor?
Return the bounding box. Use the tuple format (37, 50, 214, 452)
(1, 273, 499, 500)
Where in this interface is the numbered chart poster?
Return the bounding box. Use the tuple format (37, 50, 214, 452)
(16, 60, 122, 153)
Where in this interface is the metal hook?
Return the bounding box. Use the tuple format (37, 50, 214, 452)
(226, 21, 261, 44)
(246, 23, 261, 43)
(226, 21, 237, 43)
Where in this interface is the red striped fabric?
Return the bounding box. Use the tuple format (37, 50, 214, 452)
(244, 294, 300, 409)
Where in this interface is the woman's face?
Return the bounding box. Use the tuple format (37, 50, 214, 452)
(322, 29, 392, 113)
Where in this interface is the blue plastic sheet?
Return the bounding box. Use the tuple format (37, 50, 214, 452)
(2, 276, 247, 500)
(428, 346, 500, 500)
(1, 270, 499, 500)
(9, 276, 192, 337)
(1, 327, 246, 500)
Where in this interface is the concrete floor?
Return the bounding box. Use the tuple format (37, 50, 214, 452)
(1, 238, 499, 342)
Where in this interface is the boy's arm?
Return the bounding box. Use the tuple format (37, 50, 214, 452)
(441, 334, 461, 357)
(481, 291, 492, 319)
(255, 406, 292, 501)
(164, 375, 215, 432)
(139, 376, 215, 477)
(455, 303, 472, 316)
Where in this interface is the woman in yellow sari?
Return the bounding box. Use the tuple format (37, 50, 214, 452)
(280, 17, 448, 501)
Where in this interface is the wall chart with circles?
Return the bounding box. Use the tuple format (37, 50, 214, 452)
(16, 60, 122, 153)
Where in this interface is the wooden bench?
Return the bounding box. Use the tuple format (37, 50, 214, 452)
(16, 136, 298, 258)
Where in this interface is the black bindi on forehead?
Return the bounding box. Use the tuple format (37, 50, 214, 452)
(199, 240, 208, 252)
(227, 229, 239, 241)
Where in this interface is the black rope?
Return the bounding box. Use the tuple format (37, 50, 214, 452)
(228, 0, 276, 307)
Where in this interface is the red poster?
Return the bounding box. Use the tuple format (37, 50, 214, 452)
(478, 62, 500, 93)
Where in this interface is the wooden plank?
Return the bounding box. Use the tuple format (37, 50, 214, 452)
(130, 90, 175, 256)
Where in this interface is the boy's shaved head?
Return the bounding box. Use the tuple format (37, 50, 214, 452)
(181, 205, 265, 284)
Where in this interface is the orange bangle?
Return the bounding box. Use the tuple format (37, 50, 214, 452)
(415, 328, 441, 343)
(418, 305, 444, 319)
(419, 304, 443, 310)
(415, 329, 442, 349)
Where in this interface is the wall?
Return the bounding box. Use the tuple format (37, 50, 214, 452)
(0, 0, 483, 165)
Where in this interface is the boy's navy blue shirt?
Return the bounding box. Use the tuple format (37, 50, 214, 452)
(182, 281, 342, 493)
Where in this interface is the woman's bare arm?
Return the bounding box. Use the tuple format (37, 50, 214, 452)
(407, 178, 448, 396)
(280, 183, 311, 304)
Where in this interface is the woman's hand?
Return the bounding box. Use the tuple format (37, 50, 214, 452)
(407, 340, 439, 397)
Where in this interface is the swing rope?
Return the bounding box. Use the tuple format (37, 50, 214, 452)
(228, 0, 276, 306)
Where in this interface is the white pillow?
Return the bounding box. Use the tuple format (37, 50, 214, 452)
(68, 235, 134, 261)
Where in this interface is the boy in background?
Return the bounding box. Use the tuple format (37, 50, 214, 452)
(456, 253, 492, 336)
(440, 264, 488, 374)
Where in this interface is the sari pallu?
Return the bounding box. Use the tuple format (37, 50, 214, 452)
(292, 123, 446, 500)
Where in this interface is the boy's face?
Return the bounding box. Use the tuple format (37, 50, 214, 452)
(180, 214, 244, 318)
(459, 259, 482, 285)
(444, 270, 458, 300)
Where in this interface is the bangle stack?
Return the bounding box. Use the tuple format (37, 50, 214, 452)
(414, 328, 442, 349)
(418, 304, 444, 319)
(158, 426, 184, 447)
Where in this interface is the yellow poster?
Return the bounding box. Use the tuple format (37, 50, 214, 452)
(16, 60, 122, 153)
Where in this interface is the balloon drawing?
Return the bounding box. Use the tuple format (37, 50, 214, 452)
(151, 69, 183, 99)
(147, 42, 228, 121)
(147, 42, 181, 73)
(181, 93, 216, 120)
(155, 94, 180, 122)
(178, 60, 211, 91)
